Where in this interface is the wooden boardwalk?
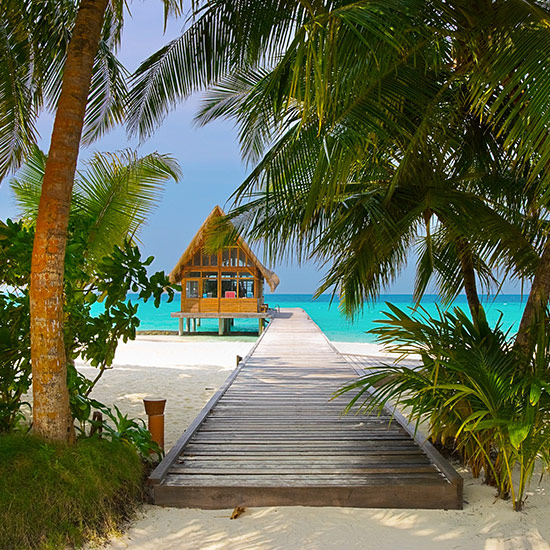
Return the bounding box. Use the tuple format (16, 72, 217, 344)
(149, 308, 462, 509)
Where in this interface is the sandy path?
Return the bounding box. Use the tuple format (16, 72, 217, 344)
(82, 336, 549, 550)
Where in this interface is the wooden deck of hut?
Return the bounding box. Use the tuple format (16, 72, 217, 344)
(149, 308, 463, 509)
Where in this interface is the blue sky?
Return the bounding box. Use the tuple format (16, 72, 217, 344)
(0, 2, 522, 295)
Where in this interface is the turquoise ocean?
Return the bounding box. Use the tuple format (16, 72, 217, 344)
(121, 294, 528, 343)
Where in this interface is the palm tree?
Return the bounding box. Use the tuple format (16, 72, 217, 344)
(0, 0, 127, 180)
(1, 0, 183, 441)
(0, 146, 180, 434)
(129, 0, 550, 362)
(30, 0, 112, 442)
(216, 112, 538, 318)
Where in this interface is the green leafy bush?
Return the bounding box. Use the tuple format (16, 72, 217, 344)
(339, 304, 550, 511)
(0, 220, 33, 432)
(66, 371, 162, 462)
(0, 218, 175, 446)
(94, 404, 163, 462)
(0, 434, 144, 550)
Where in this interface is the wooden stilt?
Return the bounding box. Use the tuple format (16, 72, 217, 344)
(193, 318, 197, 331)
(218, 318, 224, 336)
(186, 318, 191, 333)
(258, 318, 263, 335)
(178, 318, 184, 336)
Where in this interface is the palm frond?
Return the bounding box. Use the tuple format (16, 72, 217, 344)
(81, 40, 129, 145)
(0, 8, 38, 180)
(10, 146, 47, 218)
(11, 147, 181, 262)
(74, 150, 181, 260)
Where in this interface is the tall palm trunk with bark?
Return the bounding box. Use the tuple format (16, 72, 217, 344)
(30, 0, 108, 442)
(436, 213, 483, 321)
(514, 238, 550, 360)
(456, 238, 482, 321)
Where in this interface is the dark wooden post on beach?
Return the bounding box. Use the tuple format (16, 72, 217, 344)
(143, 398, 166, 450)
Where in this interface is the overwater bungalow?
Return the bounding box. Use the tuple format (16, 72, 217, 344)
(169, 206, 279, 335)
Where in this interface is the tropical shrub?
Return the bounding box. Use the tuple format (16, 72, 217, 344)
(0, 148, 178, 451)
(0, 217, 174, 450)
(339, 304, 550, 511)
(0, 220, 33, 433)
(0, 293, 31, 433)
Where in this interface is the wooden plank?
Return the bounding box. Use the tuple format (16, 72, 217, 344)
(178, 455, 429, 462)
(153, 483, 460, 510)
(171, 311, 271, 319)
(184, 444, 423, 452)
(162, 473, 448, 486)
(184, 444, 423, 453)
(171, 465, 438, 474)
(148, 318, 272, 485)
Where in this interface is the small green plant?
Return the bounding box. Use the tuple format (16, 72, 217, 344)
(338, 303, 550, 511)
(93, 404, 163, 463)
(0, 304, 31, 432)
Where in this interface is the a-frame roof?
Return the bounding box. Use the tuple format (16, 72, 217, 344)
(169, 205, 280, 292)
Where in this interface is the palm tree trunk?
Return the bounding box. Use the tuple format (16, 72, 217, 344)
(514, 238, 550, 359)
(457, 238, 482, 320)
(30, 0, 108, 442)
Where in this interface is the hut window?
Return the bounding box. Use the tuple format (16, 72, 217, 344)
(222, 280, 237, 297)
(202, 252, 209, 266)
(186, 280, 199, 298)
(239, 279, 254, 298)
(239, 272, 254, 298)
(239, 250, 247, 267)
(193, 251, 201, 266)
(187, 271, 200, 278)
(221, 272, 237, 297)
(202, 272, 218, 298)
(222, 249, 230, 266)
(246, 255, 254, 267)
(230, 248, 239, 266)
(210, 253, 218, 266)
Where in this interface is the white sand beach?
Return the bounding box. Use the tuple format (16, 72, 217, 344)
(80, 335, 550, 550)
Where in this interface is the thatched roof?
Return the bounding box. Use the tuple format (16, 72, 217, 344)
(169, 205, 280, 292)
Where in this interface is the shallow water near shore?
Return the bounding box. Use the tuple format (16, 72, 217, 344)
(99, 293, 528, 343)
